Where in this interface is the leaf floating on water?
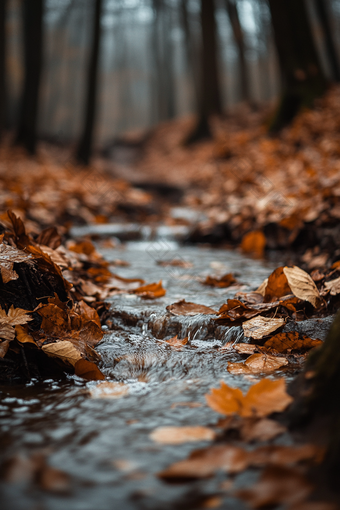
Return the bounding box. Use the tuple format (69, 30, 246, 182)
(164, 335, 188, 349)
(167, 300, 217, 316)
(133, 280, 166, 299)
(283, 266, 321, 307)
(203, 273, 237, 288)
(242, 316, 285, 339)
(150, 426, 215, 445)
(205, 379, 293, 417)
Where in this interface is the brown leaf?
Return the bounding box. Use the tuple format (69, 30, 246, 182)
(15, 325, 37, 345)
(3, 305, 32, 326)
(0, 340, 10, 358)
(233, 343, 257, 354)
(0, 241, 34, 283)
(205, 378, 293, 417)
(324, 276, 340, 295)
(203, 273, 237, 288)
(133, 280, 166, 299)
(283, 266, 321, 307)
(164, 335, 188, 348)
(36, 226, 62, 250)
(242, 316, 285, 339)
(74, 358, 105, 381)
(167, 300, 217, 316)
(236, 465, 312, 508)
(263, 331, 322, 354)
(42, 340, 82, 366)
(158, 444, 249, 480)
(216, 299, 260, 323)
(228, 353, 288, 375)
(240, 230, 266, 258)
(157, 258, 192, 268)
(240, 418, 286, 442)
(263, 267, 291, 302)
(249, 443, 323, 468)
(0, 323, 15, 342)
(150, 426, 215, 444)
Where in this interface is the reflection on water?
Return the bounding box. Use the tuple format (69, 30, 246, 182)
(0, 241, 279, 510)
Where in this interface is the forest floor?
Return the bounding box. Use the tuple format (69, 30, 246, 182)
(1, 88, 340, 509)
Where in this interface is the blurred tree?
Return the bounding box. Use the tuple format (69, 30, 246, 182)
(225, 0, 250, 103)
(0, 0, 6, 140)
(180, 0, 200, 111)
(315, 0, 340, 82)
(185, 0, 222, 144)
(268, 0, 328, 132)
(76, 0, 102, 166)
(15, 0, 43, 154)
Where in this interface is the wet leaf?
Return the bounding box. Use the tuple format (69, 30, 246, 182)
(15, 325, 37, 345)
(133, 280, 166, 299)
(42, 340, 82, 366)
(167, 300, 216, 316)
(158, 444, 249, 479)
(228, 353, 288, 374)
(236, 465, 312, 508)
(242, 316, 285, 339)
(263, 267, 291, 302)
(233, 343, 257, 354)
(164, 335, 188, 348)
(150, 426, 215, 444)
(216, 299, 260, 323)
(283, 266, 321, 307)
(74, 359, 105, 381)
(205, 378, 293, 417)
(263, 331, 322, 354)
(203, 273, 237, 288)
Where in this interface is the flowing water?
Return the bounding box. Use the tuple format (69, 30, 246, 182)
(0, 231, 332, 510)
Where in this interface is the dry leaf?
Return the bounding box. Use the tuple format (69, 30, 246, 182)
(216, 299, 260, 323)
(158, 444, 248, 479)
(0, 323, 15, 342)
(0, 241, 34, 283)
(240, 230, 266, 258)
(0, 339, 10, 358)
(233, 343, 257, 354)
(242, 316, 285, 339)
(205, 378, 293, 417)
(203, 273, 237, 288)
(263, 267, 291, 302)
(167, 300, 216, 316)
(324, 276, 340, 295)
(15, 325, 37, 345)
(150, 426, 215, 444)
(283, 266, 321, 307)
(0, 305, 32, 326)
(228, 353, 288, 374)
(42, 340, 82, 366)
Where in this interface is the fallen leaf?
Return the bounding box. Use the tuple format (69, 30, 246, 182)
(150, 426, 215, 445)
(263, 331, 322, 354)
(263, 267, 291, 302)
(216, 299, 260, 323)
(242, 316, 285, 339)
(167, 300, 216, 316)
(240, 230, 266, 258)
(164, 335, 188, 348)
(233, 343, 257, 354)
(283, 266, 321, 307)
(240, 418, 286, 442)
(248, 444, 323, 468)
(158, 444, 248, 479)
(0, 340, 10, 357)
(133, 280, 166, 299)
(2, 305, 32, 325)
(89, 381, 128, 398)
(0, 240, 34, 283)
(203, 273, 237, 288)
(15, 325, 37, 345)
(236, 465, 312, 508)
(228, 353, 288, 374)
(205, 378, 293, 417)
(74, 359, 105, 381)
(324, 276, 340, 295)
(42, 340, 82, 366)
(0, 324, 15, 342)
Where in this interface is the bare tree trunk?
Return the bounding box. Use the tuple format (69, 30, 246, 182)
(185, 0, 222, 144)
(225, 0, 250, 102)
(314, 0, 340, 82)
(180, 0, 200, 110)
(0, 0, 6, 140)
(15, 0, 43, 154)
(268, 0, 328, 132)
(76, 0, 102, 166)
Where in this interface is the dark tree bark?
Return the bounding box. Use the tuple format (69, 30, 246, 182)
(314, 0, 340, 82)
(76, 0, 102, 166)
(225, 0, 250, 102)
(15, 0, 43, 154)
(185, 0, 222, 144)
(289, 311, 340, 491)
(180, 0, 200, 111)
(268, 0, 328, 132)
(0, 0, 6, 140)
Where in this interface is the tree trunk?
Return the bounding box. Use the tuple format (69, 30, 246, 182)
(76, 0, 102, 166)
(185, 0, 222, 144)
(0, 0, 6, 140)
(289, 311, 340, 490)
(268, 0, 328, 132)
(180, 0, 200, 111)
(314, 0, 340, 82)
(225, 0, 250, 103)
(15, 0, 43, 154)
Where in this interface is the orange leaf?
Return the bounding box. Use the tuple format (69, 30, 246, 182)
(133, 280, 166, 299)
(74, 359, 105, 381)
(240, 230, 266, 258)
(203, 273, 237, 288)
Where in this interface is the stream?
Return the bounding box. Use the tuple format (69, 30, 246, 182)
(0, 229, 332, 510)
